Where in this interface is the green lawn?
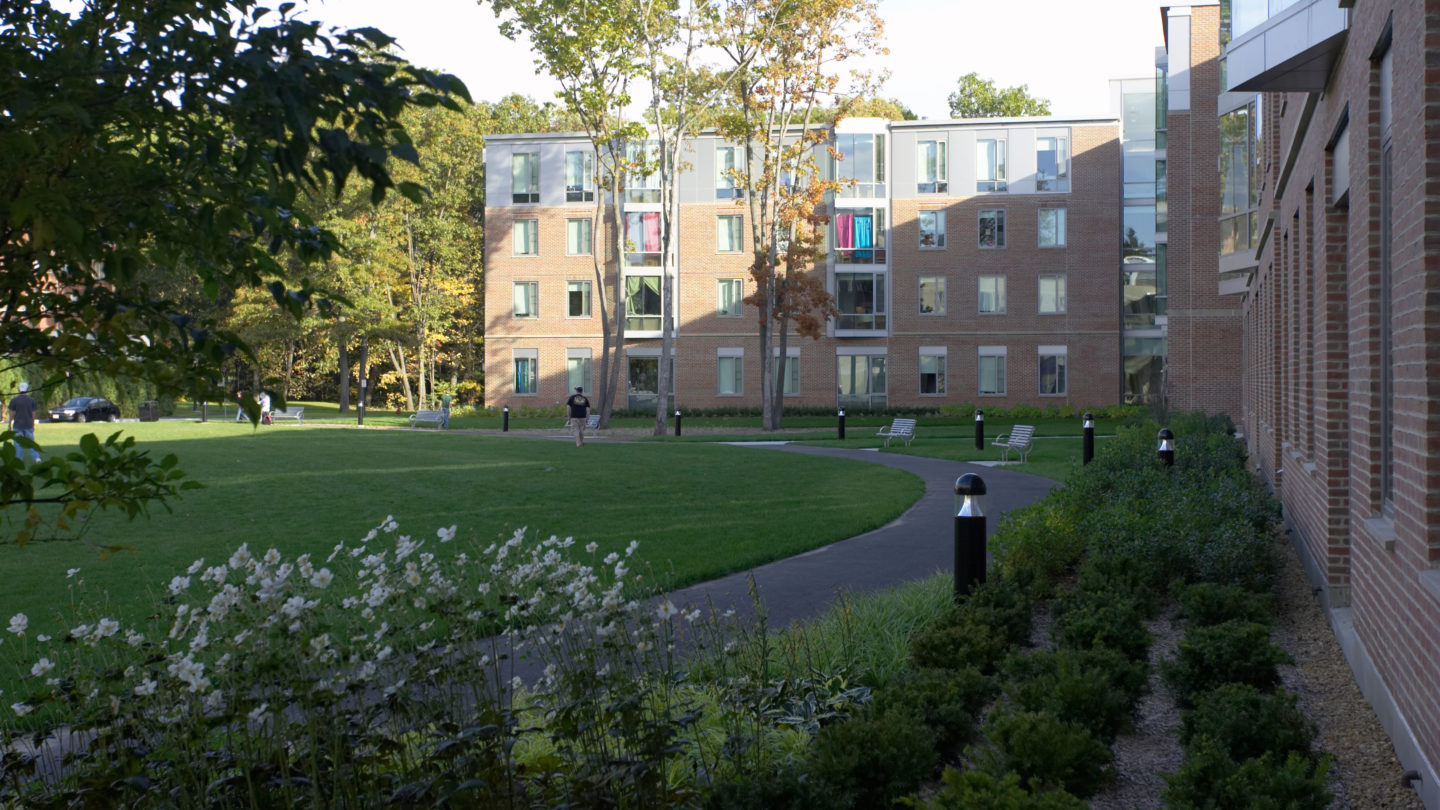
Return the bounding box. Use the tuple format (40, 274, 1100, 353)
(1, 421, 920, 643)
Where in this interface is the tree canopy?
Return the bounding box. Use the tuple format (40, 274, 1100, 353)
(946, 72, 1052, 118)
(0, 0, 467, 543)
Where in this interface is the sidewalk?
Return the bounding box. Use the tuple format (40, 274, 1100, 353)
(664, 444, 1059, 628)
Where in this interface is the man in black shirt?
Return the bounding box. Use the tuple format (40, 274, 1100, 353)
(7, 382, 41, 463)
(566, 386, 591, 447)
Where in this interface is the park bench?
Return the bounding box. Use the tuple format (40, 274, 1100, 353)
(563, 414, 602, 434)
(268, 406, 304, 424)
(992, 424, 1035, 462)
(409, 409, 445, 429)
(875, 417, 917, 447)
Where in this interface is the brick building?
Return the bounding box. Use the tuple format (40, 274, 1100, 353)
(1159, 0, 1440, 803)
(483, 118, 1123, 413)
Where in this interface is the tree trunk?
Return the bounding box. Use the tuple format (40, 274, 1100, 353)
(600, 171, 626, 428)
(338, 335, 351, 413)
(389, 344, 414, 409)
(358, 336, 371, 408)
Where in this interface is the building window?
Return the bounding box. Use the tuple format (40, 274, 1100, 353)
(1219, 101, 1260, 254)
(717, 350, 743, 396)
(833, 132, 886, 198)
(1036, 136, 1069, 192)
(919, 210, 946, 249)
(625, 275, 662, 332)
(775, 354, 801, 395)
(625, 140, 661, 204)
(625, 211, 662, 266)
(833, 207, 887, 264)
(626, 353, 673, 411)
(919, 351, 946, 395)
(716, 146, 744, 199)
(513, 281, 538, 319)
(978, 347, 1006, 395)
(836, 272, 886, 330)
(567, 351, 592, 392)
(917, 140, 948, 193)
(717, 214, 744, 252)
(919, 276, 946, 315)
(514, 355, 538, 395)
(717, 278, 744, 317)
(513, 219, 539, 256)
(1039, 347, 1067, 395)
(1038, 275, 1067, 314)
(1038, 208, 1066, 247)
(566, 218, 592, 255)
(512, 152, 539, 204)
(1123, 205, 1156, 263)
(837, 354, 886, 409)
(978, 209, 1005, 248)
(976, 139, 1007, 192)
(565, 150, 594, 202)
(978, 275, 1005, 314)
(567, 280, 591, 318)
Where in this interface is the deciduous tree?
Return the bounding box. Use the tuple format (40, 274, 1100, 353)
(947, 72, 1052, 118)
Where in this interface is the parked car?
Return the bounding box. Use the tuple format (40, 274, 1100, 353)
(48, 397, 120, 423)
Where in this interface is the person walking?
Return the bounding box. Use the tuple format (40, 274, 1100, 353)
(7, 382, 41, 463)
(234, 391, 248, 422)
(440, 392, 452, 429)
(565, 386, 591, 447)
(259, 390, 272, 425)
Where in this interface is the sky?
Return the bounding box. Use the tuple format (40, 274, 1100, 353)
(297, 0, 1167, 121)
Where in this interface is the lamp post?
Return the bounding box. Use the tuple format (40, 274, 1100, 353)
(1157, 427, 1175, 467)
(953, 473, 988, 600)
(974, 409, 984, 451)
(1082, 412, 1094, 465)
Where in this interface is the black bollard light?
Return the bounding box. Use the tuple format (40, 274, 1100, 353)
(1082, 412, 1095, 465)
(502, 405, 510, 432)
(674, 409, 682, 437)
(974, 409, 984, 451)
(1157, 427, 1175, 467)
(837, 408, 846, 440)
(953, 473, 988, 601)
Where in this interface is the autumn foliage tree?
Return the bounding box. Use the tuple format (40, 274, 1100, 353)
(716, 0, 887, 430)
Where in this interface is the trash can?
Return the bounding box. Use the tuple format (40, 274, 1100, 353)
(138, 401, 160, 422)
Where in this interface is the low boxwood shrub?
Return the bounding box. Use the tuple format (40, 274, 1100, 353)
(1176, 582, 1274, 628)
(807, 707, 938, 810)
(910, 613, 1010, 675)
(962, 574, 1035, 646)
(1162, 744, 1331, 810)
(1051, 591, 1151, 662)
(1180, 683, 1315, 762)
(1003, 647, 1148, 742)
(877, 666, 996, 756)
(1075, 551, 1163, 618)
(1163, 620, 1291, 707)
(909, 768, 1090, 810)
(702, 760, 839, 810)
(971, 709, 1113, 798)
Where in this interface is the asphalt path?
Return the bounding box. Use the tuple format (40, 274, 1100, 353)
(663, 444, 1059, 627)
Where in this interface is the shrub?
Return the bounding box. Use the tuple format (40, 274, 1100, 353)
(1003, 647, 1147, 742)
(989, 500, 1088, 595)
(971, 710, 1113, 798)
(910, 613, 1011, 675)
(807, 707, 938, 810)
(702, 761, 839, 810)
(1075, 551, 1163, 618)
(1163, 620, 1291, 707)
(1176, 582, 1274, 627)
(1051, 591, 1151, 662)
(911, 768, 1090, 810)
(1180, 684, 1315, 762)
(877, 666, 996, 755)
(962, 574, 1035, 646)
(1163, 744, 1331, 810)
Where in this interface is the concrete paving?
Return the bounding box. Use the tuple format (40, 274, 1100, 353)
(664, 444, 1060, 628)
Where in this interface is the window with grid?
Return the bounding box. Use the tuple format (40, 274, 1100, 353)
(978, 209, 1005, 248)
(514, 355, 538, 394)
(717, 352, 743, 395)
(716, 146, 744, 199)
(513, 281, 538, 319)
(624, 212, 662, 266)
(978, 348, 1006, 395)
(513, 219, 539, 256)
(566, 218, 592, 255)
(919, 210, 946, 249)
(717, 279, 744, 317)
(978, 275, 1005, 314)
(512, 152, 539, 203)
(919, 352, 946, 395)
(1036, 136, 1069, 192)
(917, 140, 947, 193)
(1039, 347, 1067, 395)
(919, 276, 946, 315)
(1038, 208, 1066, 247)
(717, 214, 744, 252)
(565, 150, 594, 202)
(976, 139, 1007, 192)
(567, 280, 591, 317)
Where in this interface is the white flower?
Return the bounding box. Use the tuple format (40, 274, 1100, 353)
(186, 558, 205, 575)
(167, 655, 208, 692)
(625, 541, 639, 557)
(124, 630, 145, 647)
(228, 544, 252, 570)
(603, 553, 619, 566)
(684, 609, 701, 623)
(93, 618, 120, 640)
(11, 702, 33, 717)
(30, 658, 54, 677)
(134, 677, 158, 696)
(310, 568, 333, 589)
(585, 542, 599, 554)
(437, 525, 457, 543)
(655, 600, 678, 621)
(66, 568, 81, 579)
(248, 703, 270, 721)
(167, 576, 190, 595)
(477, 582, 490, 596)
(263, 547, 282, 565)
(7, 613, 27, 635)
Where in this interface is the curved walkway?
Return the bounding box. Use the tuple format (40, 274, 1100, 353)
(664, 444, 1059, 628)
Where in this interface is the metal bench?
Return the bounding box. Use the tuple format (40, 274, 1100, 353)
(563, 413, 602, 433)
(875, 417, 917, 447)
(268, 406, 304, 424)
(409, 409, 445, 429)
(992, 424, 1035, 462)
